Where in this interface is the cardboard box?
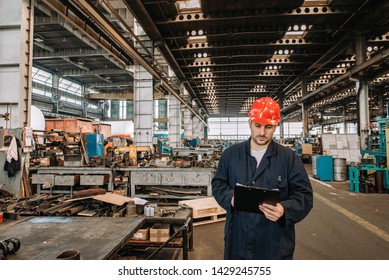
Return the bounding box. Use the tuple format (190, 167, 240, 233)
(131, 227, 149, 241)
(150, 223, 170, 242)
(302, 144, 313, 155)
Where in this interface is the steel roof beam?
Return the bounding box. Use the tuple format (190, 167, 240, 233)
(33, 48, 107, 59)
(281, 49, 389, 113)
(154, 7, 354, 25)
(162, 25, 342, 40)
(60, 68, 132, 78)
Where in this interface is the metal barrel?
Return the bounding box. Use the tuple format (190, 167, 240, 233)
(333, 158, 347, 182)
(311, 156, 317, 176)
(375, 170, 384, 193)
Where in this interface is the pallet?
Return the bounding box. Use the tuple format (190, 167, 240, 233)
(193, 213, 226, 226)
(178, 197, 226, 219)
(178, 197, 226, 226)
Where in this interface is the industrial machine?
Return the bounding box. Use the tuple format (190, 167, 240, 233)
(364, 117, 388, 167)
(157, 138, 172, 155)
(84, 133, 104, 166)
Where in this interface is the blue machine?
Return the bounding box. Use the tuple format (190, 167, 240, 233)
(85, 133, 104, 158)
(188, 138, 200, 149)
(363, 117, 388, 167)
(294, 143, 302, 155)
(316, 155, 333, 181)
(157, 138, 172, 155)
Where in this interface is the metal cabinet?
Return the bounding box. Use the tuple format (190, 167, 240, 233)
(316, 155, 334, 181)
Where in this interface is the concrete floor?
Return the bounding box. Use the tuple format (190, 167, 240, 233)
(187, 164, 389, 260)
(132, 163, 389, 260)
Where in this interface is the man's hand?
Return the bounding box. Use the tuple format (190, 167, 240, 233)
(231, 196, 234, 207)
(259, 203, 284, 222)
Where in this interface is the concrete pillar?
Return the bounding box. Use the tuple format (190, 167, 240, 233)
(199, 122, 205, 141)
(133, 62, 153, 147)
(168, 95, 181, 147)
(192, 100, 201, 138)
(343, 105, 347, 133)
(183, 108, 193, 139)
(0, 0, 33, 128)
(81, 86, 87, 118)
(204, 116, 209, 140)
(278, 97, 284, 139)
(51, 75, 60, 114)
(301, 78, 309, 138)
(192, 117, 200, 138)
(133, 19, 153, 147)
(355, 33, 369, 150)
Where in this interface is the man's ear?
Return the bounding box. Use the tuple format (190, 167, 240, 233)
(248, 119, 252, 126)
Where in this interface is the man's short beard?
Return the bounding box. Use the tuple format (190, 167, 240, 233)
(252, 136, 271, 146)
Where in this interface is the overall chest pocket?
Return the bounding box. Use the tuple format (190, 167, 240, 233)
(262, 173, 288, 197)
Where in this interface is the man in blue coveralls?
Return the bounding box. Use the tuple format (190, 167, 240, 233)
(212, 97, 313, 260)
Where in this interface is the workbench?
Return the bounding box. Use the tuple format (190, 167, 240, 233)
(0, 216, 143, 259)
(116, 167, 215, 199)
(127, 207, 193, 260)
(0, 208, 193, 260)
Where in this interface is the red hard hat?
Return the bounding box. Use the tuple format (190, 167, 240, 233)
(248, 97, 281, 125)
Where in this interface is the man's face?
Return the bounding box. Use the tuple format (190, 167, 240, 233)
(249, 119, 277, 147)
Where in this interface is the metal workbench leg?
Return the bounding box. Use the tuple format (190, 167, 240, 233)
(182, 226, 188, 260)
(189, 217, 194, 250)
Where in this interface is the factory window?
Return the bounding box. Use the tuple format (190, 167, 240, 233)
(119, 101, 127, 119)
(32, 67, 52, 86)
(32, 87, 52, 98)
(58, 78, 82, 96)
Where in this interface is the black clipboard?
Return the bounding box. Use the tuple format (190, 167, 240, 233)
(234, 184, 280, 214)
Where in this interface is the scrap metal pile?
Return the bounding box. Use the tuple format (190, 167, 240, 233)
(0, 189, 132, 219)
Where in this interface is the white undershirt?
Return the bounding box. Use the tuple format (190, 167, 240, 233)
(250, 148, 267, 167)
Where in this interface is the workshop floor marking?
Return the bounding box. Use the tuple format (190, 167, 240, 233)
(314, 192, 389, 243)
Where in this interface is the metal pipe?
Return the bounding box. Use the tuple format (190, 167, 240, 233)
(66, 205, 86, 216)
(39, 202, 73, 216)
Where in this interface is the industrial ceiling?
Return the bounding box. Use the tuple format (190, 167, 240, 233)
(33, 0, 389, 122)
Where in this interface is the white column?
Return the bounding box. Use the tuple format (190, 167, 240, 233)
(168, 94, 181, 147)
(133, 63, 153, 147)
(355, 33, 369, 151)
(183, 108, 193, 139)
(133, 19, 153, 148)
(301, 78, 309, 138)
(343, 105, 347, 133)
(0, 0, 33, 128)
(192, 100, 201, 138)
